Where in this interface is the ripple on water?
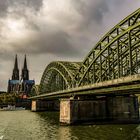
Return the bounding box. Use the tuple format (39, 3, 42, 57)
(0, 110, 139, 140)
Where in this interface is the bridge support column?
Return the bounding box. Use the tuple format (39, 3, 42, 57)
(60, 98, 107, 125)
(60, 95, 139, 125)
(31, 100, 59, 111)
(106, 95, 139, 122)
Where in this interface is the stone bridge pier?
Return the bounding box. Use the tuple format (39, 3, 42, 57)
(30, 95, 139, 125)
(31, 99, 59, 111)
(60, 95, 139, 125)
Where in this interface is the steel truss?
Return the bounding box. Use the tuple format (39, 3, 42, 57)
(37, 8, 140, 95)
(75, 8, 140, 86)
(39, 61, 81, 93)
(30, 85, 40, 96)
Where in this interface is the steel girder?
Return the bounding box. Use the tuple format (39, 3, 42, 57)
(39, 61, 81, 94)
(36, 8, 140, 96)
(30, 85, 40, 96)
(75, 8, 140, 86)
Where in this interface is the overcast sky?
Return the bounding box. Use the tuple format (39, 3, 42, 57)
(0, 0, 140, 91)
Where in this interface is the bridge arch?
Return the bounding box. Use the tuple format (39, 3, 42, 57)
(30, 85, 40, 96)
(39, 61, 81, 93)
(75, 8, 140, 86)
(37, 8, 140, 95)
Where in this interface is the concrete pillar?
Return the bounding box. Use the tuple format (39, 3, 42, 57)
(31, 100, 37, 111)
(60, 95, 139, 125)
(31, 100, 59, 111)
(107, 95, 139, 121)
(60, 98, 107, 125)
(136, 94, 140, 117)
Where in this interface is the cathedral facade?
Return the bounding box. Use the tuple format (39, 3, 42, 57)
(7, 55, 35, 97)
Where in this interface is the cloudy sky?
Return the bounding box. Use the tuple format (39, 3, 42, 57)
(0, 0, 140, 91)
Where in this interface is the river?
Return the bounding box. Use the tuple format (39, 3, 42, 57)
(0, 110, 139, 140)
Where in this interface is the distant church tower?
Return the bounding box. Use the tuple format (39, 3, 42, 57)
(8, 54, 35, 95)
(22, 55, 29, 80)
(12, 54, 19, 80)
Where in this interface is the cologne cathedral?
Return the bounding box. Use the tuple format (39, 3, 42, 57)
(7, 55, 35, 97)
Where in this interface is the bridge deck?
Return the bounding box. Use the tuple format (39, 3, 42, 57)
(29, 74, 140, 100)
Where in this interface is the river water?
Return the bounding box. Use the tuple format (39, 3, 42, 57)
(0, 110, 139, 140)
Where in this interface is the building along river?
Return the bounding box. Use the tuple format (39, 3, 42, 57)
(0, 110, 139, 140)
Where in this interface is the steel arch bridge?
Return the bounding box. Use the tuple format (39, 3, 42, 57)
(37, 8, 140, 95)
(30, 85, 40, 96)
(39, 61, 82, 94)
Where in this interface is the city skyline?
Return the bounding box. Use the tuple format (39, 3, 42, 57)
(0, 0, 140, 90)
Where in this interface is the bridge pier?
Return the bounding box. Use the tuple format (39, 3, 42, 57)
(31, 100, 59, 111)
(60, 95, 139, 125)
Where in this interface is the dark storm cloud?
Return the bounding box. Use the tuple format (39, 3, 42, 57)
(0, 0, 43, 17)
(11, 31, 79, 57)
(71, 0, 127, 32)
(9, 0, 43, 11)
(0, 0, 135, 59)
(0, 0, 8, 17)
(70, 0, 113, 36)
(72, 0, 109, 25)
(0, 0, 130, 58)
(39, 32, 78, 56)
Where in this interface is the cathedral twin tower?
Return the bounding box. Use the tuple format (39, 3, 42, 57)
(12, 54, 29, 81)
(8, 55, 35, 95)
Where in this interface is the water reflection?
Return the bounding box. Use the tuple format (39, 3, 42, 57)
(0, 110, 139, 140)
(33, 112, 59, 140)
(56, 125, 138, 140)
(36, 111, 59, 125)
(129, 125, 140, 140)
(37, 111, 139, 140)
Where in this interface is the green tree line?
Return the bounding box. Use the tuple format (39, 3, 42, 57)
(0, 93, 20, 105)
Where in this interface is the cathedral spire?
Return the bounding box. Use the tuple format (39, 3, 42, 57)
(22, 54, 29, 80)
(23, 54, 27, 69)
(14, 54, 18, 69)
(12, 54, 19, 80)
